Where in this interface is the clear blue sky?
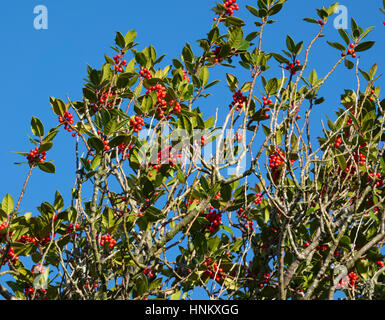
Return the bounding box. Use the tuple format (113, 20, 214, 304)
(0, 0, 384, 299)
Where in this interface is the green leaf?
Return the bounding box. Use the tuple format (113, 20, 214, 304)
(265, 78, 278, 95)
(43, 128, 59, 143)
(246, 5, 259, 17)
(39, 142, 53, 153)
(335, 151, 347, 170)
(368, 63, 377, 79)
(50, 97, 67, 116)
(38, 162, 55, 174)
(104, 119, 119, 136)
(221, 183, 232, 202)
(53, 191, 64, 211)
(204, 80, 220, 89)
(170, 290, 181, 300)
(115, 31, 126, 48)
(226, 16, 245, 26)
(200, 176, 210, 193)
(338, 29, 350, 46)
(176, 167, 186, 184)
(262, 124, 271, 136)
(264, 207, 270, 223)
(208, 236, 221, 252)
(359, 27, 373, 41)
(2, 194, 14, 215)
(269, 3, 284, 16)
(326, 41, 346, 51)
(358, 68, 370, 81)
(226, 73, 239, 92)
(286, 35, 296, 53)
(228, 27, 243, 49)
(182, 43, 194, 63)
(354, 41, 375, 52)
(303, 18, 319, 24)
(198, 66, 209, 87)
(204, 116, 215, 129)
(294, 41, 303, 56)
(88, 137, 105, 153)
(309, 69, 318, 86)
(90, 155, 101, 170)
(344, 59, 354, 69)
(31, 117, 44, 137)
(271, 53, 290, 65)
(124, 30, 137, 44)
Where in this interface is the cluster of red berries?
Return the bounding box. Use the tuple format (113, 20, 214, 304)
(20, 234, 52, 246)
(285, 59, 300, 75)
(259, 273, 274, 288)
(348, 272, 359, 288)
(269, 149, 285, 168)
(354, 149, 366, 166)
(369, 89, 377, 102)
(213, 0, 239, 21)
(0, 223, 8, 242)
(262, 96, 273, 106)
(24, 286, 48, 299)
(200, 136, 207, 147)
(377, 261, 384, 268)
(58, 111, 74, 132)
(215, 192, 221, 200)
(100, 234, 117, 248)
(204, 209, 222, 234)
(211, 46, 222, 64)
(268, 148, 294, 181)
(143, 267, 154, 278)
(147, 84, 167, 107)
(66, 223, 80, 234)
(146, 83, 182, 117)
(37, 234, 51, 245)
(84, 282, 99, 290)
(139, 67, 152, 79)
(151, 145, 182, 170)
(346, 117, 353, 126)
(237, 208, 255, 232)
(113, 54, 127, 73)
(118, 143, 134, 159)
(130, 115, 145, 133)
(95, 130, 111, 151)
(31, 264, 45, 275)
(27, 147, 47, 165)
(202, 259, 225, 282)
(183, 70, 190, 82)
(247, 271, 273, 288)
(368, 172, 384, 188)
(237, 207, 247, 219)
(229, 90, 247, 111)
(254, 193, 263, 205)
(99, 90, 116, 106)
(342, 42, 357, 59)
(316, 244, 328, 252)
(335, 137, 342, 148)
(138, 198, 152, 217)
(0, 247, 18, 266)
(173, 101, 182, 114)
(18, 234, 38, 245)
